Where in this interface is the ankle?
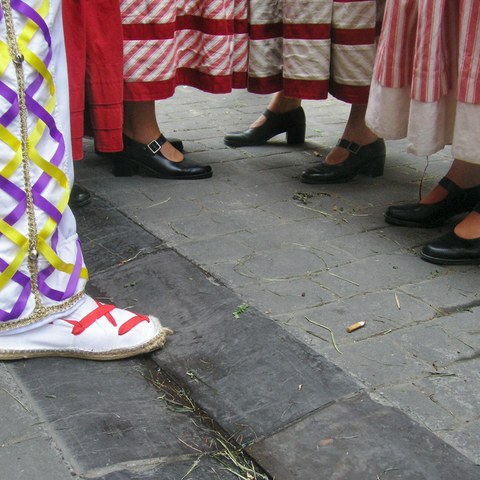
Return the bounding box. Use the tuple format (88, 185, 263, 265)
(445, 160, 480, 189)
(340, 131, 378, 147)
(454, 211, 480, 239)
(419, 185, 448, 204)
(325, 147, 349, 165)
(268, 97, 301, 115)
(123, 128, 161, 146)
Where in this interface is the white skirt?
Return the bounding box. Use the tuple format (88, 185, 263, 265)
(366, 0, 480, 163)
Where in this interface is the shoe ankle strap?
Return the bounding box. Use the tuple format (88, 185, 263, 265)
(263, 109, 278, 119)
(146, 134, 168, 154)
(438, 176, 463, 195)
(336, 138, 362, 154)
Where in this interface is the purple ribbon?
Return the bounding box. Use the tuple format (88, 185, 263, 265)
(0, 257, 31, 322)
(0, 0, 84, 317)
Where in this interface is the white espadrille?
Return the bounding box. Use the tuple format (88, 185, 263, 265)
(0, 296, 172, 361)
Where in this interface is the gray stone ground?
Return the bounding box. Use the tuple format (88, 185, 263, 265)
(92, 87, 479, 464)
(1, 88, 480, 479)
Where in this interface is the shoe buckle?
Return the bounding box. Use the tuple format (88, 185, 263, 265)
(347, 142, 361, 154)
(147, 140, 162, 155)
(336, 139, 361, 155)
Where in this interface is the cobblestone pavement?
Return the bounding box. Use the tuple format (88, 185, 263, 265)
(2, 87, 480, 480)
(76, 87, 480, 466)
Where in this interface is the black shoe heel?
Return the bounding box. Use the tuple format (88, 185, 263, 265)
(359, 155, 386, 177)
(286, 123, 306, 144)
(224, 107, 306, 147)
(112, 157, 138, 177)
(301, 138, 386, 184)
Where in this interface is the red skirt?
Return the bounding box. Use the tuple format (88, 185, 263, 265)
(121, 0, 384, 104)
(121, 0, 249, 101)
(63, 0, 124, 159)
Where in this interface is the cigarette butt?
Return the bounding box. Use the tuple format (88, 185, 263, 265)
(346, 321, 366, 333)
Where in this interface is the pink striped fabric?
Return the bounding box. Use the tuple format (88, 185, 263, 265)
(247, 0, 385, 103)
(374, 0, 480, 105)
(121, 0, 249, 101)
(121, 0, 384, 103)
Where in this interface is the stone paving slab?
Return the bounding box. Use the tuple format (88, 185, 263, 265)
(248, 392, 480, 480)
(10, 358, 218, 476)
(101, 457, 239, 480)
(0, 364, 76, 480)
(72, 196, 163, 274)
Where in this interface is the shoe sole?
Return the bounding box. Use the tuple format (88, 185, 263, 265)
(384, 211, 468, 228)
(69, 197, 92, 209)
(118, 157, 213, 180)
(420, 252, 480, 265)
(0, 327, 173, 361)
(300, 175, 354, 185)
(224, 139, 268, 148)
(384, 215, 444, 228)
(224, 138, 305, 148)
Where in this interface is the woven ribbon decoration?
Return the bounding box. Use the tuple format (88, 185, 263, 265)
(0, 0, 87, 330)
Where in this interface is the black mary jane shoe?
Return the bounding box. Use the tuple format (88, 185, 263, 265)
(69, 184, 91, 208)
(224, 107, 306, 147)
(165, 137, 184, 152)
(96, 137, 183, 155)
(421, 230, 480, 265)
(385, 177, 480, 228)
(112, 135, 212, 179)
(300, 138, 386, 184)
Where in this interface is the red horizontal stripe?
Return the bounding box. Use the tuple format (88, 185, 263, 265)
(176, 15, 233, 35)
(247, 75, 330, 100)
(246, 76, 370, 103)
(283, 79, 330, 100)
(247, 74, 284, 95)
(249, 23, 283, 40)
(123, 16, 248, 41)
(124, 69, 247, 101)
(332, 27, 376, 45)
(123, 23, 174, 41)
(250, 23, 331, 40)
(234, 18, 249, 35)
(284, 23, 331, 40)
(329, 81, 370, 104)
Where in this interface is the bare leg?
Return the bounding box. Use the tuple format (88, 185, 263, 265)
(249, 91, 302, 128)
(454, 210, 480, 239)
(324, 104, 378, 164)
(123, 101, 183, 163)
(419, 159, 480, 204)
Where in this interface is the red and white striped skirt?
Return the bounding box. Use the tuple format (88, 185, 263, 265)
(121, 0, 383, 104)
(121, 0, 249, 101)
(366, 0, 480, 163)
(247, 0, 384, 103)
